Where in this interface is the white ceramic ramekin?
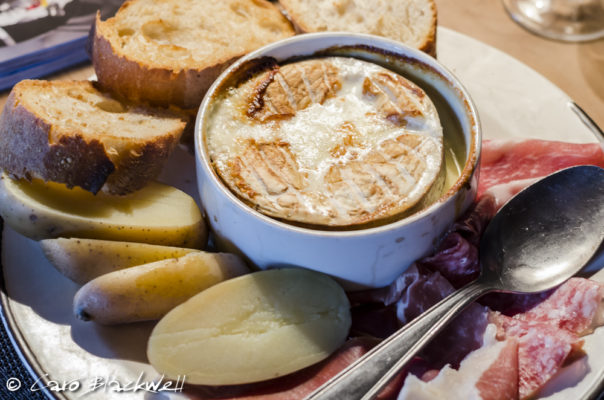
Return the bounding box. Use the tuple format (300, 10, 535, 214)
(195, 33, 481, 289)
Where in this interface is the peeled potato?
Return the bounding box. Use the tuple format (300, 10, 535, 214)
(147, 268, 351, 385)
(73, 252, 249, 324)
(0, 174, 206, 248)
(40, 237, 198, 284)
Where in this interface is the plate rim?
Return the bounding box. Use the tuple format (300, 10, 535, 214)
(0, 26, 602, 400)
(0, 217, 64, 400)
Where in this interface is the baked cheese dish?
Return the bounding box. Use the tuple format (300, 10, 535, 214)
(206, 57, 443, 228)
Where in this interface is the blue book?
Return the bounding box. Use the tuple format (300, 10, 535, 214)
(0, 0, 123, 91)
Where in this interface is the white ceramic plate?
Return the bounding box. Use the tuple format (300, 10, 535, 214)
(1, 27, 603, 400)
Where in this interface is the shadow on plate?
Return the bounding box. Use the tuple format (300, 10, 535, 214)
(2, 228, 78, 326)
(2, 226, 156, 364)
(70, 319, 155, 364)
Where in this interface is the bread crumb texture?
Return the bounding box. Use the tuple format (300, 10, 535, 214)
(101, 0, 294, 70)
(92, 0, 295, 108)
(0, 80, 186, 194)
(279, 0, 437, 55)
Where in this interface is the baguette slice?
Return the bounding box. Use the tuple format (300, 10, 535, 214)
(90, 0, 295, 110)
(279, 0, 437, 56)
(0, 80, 186, 195)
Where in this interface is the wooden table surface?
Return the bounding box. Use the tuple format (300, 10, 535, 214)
(435, 0, 604, 129)
(1, 0, 603, 129)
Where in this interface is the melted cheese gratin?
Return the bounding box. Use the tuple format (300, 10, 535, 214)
(206, 57, 444, 227)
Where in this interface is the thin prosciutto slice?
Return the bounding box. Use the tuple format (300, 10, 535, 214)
(477, 139, 604, 199)
(398, 325, 519, 400)
(185, 337, 406, 400)
(475, 337, 519, 400)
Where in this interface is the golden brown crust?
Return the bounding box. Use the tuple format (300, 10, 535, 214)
(0, 80, 186, 195)
(247, 61, 341, 122)
(209, 58, 444, 227)
(91, 0, 295, 110)
(279, 0, 437, 57)
(91, 13, 236, 110)
(422, 0, 438, 57)
(0, 90, 115, 194)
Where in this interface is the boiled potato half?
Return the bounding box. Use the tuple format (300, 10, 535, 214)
(40, 238, 199, 284)
(147, 268, 351, 385)
(73, 251, 249, 324)
(0, 174, 207, 248)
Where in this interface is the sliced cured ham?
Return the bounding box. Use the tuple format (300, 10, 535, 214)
(512, 278, 604, 335)
(477, 139, 604, 199)
(489, 314, 584, 400)
(482, 177, 539, 210)
(475, 336, 519, 400)
(398, 325, 519, 400)
(486, 278, 604, 399)
(185, 338, 375, 400)
(353, 139, 604, 399)
(185, 337, 406, 400)
(349, 263, 488, 368)
(398, 274, 604, 400)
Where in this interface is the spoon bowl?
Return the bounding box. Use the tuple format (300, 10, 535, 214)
(308, 165, 604, 400)
(480, 165, 604, 293)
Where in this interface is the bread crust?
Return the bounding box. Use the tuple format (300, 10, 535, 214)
(422, 0, 438, 57)
(0, 80, 185, 195)
(0, 90, 115, 194)
(91, 13, 236, 110)
(103, 135, 180, 194)
(280, 0, 437, 57)
(91, 0, 295, 109)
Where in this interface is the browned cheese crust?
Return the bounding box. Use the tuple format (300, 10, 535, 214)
(207, 58, 444, 227)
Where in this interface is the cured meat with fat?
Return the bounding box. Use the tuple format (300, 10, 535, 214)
(353, 139, 604, 399)
(475, 336, 519, 400)
(349, 264, 489, 368)
(487, 278, 604, 398)
(185, 337, 406, 400)
(511, 278, 604, 335)
(398, 325, 519, 400)
(477, 139, 604, 199)
(489, 314, 585, 400)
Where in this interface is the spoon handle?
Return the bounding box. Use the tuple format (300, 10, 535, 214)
(306, 281, 491, 400)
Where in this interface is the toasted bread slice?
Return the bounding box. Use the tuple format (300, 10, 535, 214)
(90, 0, 295, 110)
(0, 80, 186, 195)
(279, 0, 437, 56)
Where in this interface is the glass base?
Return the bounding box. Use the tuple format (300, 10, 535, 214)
(502, 0, 604, 42)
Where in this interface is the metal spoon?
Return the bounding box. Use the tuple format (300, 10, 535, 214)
(307, 165, 604, 400)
